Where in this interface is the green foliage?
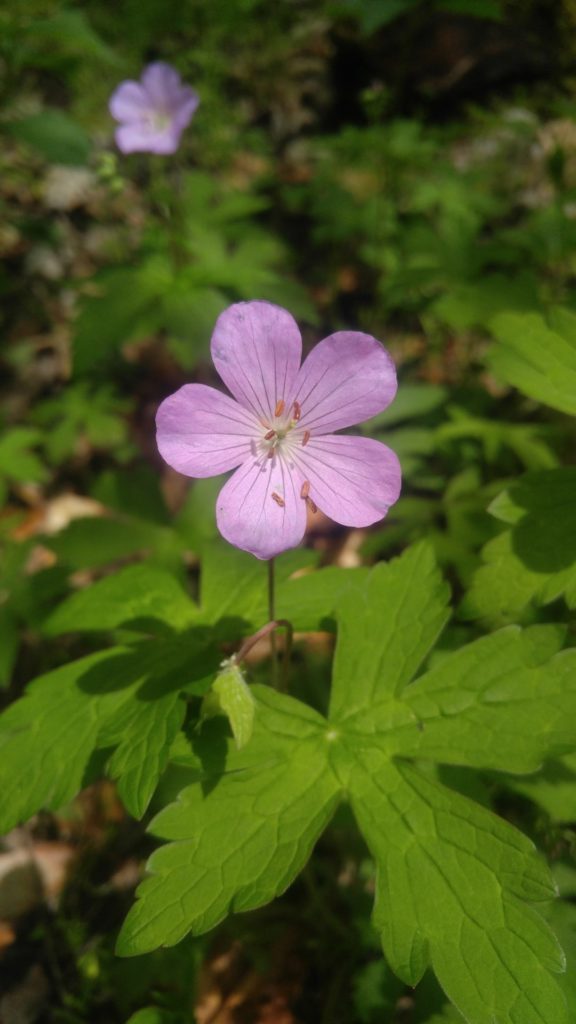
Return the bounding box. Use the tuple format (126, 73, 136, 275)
(45, 564, 199, 635)
(117, 691, 341, 954)
(0, 635, 216, 824)
(328, 0, 502, 33)
(125, 1009, 181, 1024)
(114, 546, 572, 1023)
(73, 173, 315, 375)
(32, 384, 133, 464)
(202, 661, 255, 750)
(489, 309, 576, 414)
(463, 469, 576, 622)
(0, 427, 47, 503)
(6, 109, 92, 165)
(2, 2, 576, 1019)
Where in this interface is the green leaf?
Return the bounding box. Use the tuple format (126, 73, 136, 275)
(488, 309, 576, 414)
(543, 899, 576, 1016)
(204, 661, 255, 750)
(363, 625, 576, 774)
(0, 606, 19, 689)
(506, 754, 576, 824)
(463, 470, 576, 621)
(0, 650, 126, 830)
(124, 1009, 180, 1024)
(113, 544, 572, 1022)
(363, 383, 447, 431)
(329, 542, 451, 720)
(199, 540, 365, 633)
(420, 1009, 464, 1024)
(0, 634, 217, 830)
(7, 110, 91, 166)
(329, 0, 421, 33)
(73, 265, 167, 375)
(106, 691, 186, 818)
(47, 516, 185, 571)
(0, 428, 47, 484)
(27, 10, 118, 64)
(92, 467, 169, 525)
(117, 687, 340, 955)
(45, 564, 198, 635)
(346, 755, 566, 1023)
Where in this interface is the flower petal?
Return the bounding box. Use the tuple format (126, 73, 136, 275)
(211, 301, 302, 422)
(216, 454, 307, 560)
(109, 81, 148, 122)
(294, 332, 397, 434)
(141, 61, 183, 107)
(156, 384, 258, 478)
(172, 86, 200, 129)
(114, 123, 182, 155)
(295, 434, 401, 527)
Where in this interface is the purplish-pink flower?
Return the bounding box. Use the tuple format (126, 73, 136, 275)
(156, 301, 401, 559)
(109, 62, 199, 155)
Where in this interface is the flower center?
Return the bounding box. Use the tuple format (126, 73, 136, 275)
(260, 399, 309, 459)
(144, 109, 171, 133)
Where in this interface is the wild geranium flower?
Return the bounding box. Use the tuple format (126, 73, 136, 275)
(156, 301, 401, 560)
(109, 62, 199, 155)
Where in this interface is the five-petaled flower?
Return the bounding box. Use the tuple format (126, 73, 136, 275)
(109, 62, 199, 155)
(156, 301, 401, 559)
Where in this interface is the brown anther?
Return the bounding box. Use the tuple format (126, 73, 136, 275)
(271, 492, 285, 507)
(274, 399, 285, 417)
(300, 480, 310, 499)
(292, 400, 301, 422)
(267, 449, 275, 459)
(306, 497, 318, 514)
(302, 430, 311, 446)
(264, 429, 276, 441)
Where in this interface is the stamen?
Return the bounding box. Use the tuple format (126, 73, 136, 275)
(264, 429, 276, 441)
(292, 400, 301, 422)
(300, 480, 310, 499)
(267, 449, 275, 459)
(275, 399, 285, 417)
(306, 496, 318, 514)
(302, 430, 310, 446)
(271, 492, 285, 507)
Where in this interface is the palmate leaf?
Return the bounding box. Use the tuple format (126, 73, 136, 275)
(0, 633, 217, 829)
(117, 689, 340, 955)
(329, 541, 450, 718)
(346, 754, 565, 1024)
(118, 544, 572, 1023)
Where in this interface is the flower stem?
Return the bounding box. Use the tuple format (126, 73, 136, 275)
(268, 557, 278, 687)
(234, 619, 293, 670)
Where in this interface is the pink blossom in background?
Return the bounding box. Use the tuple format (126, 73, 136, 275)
(109, 62, 199, 155)
(156, 301, 401, 559)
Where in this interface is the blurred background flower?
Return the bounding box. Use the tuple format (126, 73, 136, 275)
(109, 61, 199, 154)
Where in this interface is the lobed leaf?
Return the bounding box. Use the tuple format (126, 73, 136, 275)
(350, 625, 576, 774)
(0, 634, 216, 830)
(329, 542, 450, 720)
(346, 753, 567, 1024)
(105, 692, 186, 818)
(117, 688, 340, 955)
